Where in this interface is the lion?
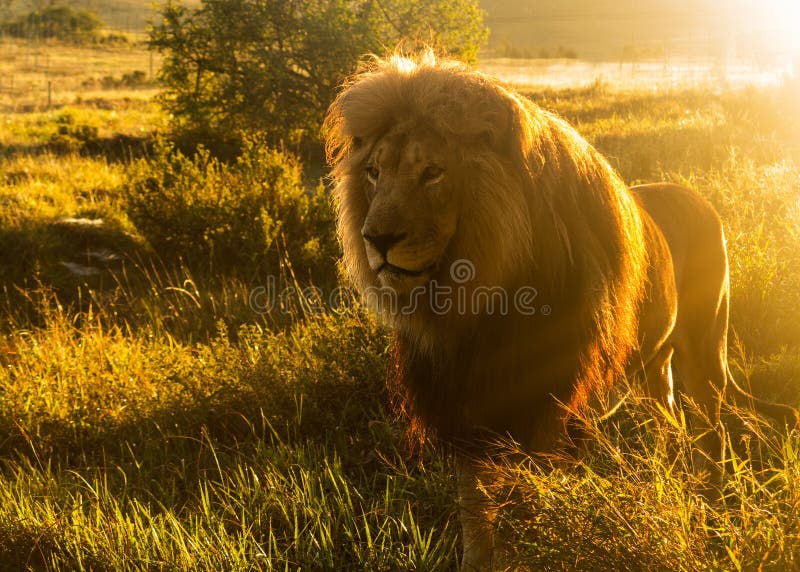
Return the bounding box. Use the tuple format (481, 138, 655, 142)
(324, 52, 797, 571)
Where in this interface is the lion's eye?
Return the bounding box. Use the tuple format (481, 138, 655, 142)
(366, 165, 379, 183)
(421, 165, 444, 184)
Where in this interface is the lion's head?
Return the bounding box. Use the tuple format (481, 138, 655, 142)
(324, 54, 542, 313)
(355, 122, 458, 292)
(324, 52, 649, 444)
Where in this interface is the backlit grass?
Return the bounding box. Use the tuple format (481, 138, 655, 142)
(0, 63, 799, 570)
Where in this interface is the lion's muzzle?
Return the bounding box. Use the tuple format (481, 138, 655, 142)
(361, 225, 439, 287)
(362, 229, 406, 261)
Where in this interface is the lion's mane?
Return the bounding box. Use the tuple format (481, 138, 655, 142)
(325, 53, 649, 449)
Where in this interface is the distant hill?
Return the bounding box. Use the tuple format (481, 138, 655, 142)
(480, 0, 796, 60)
(5, 1, 795, 63)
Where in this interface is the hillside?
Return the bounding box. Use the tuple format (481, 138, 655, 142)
(480, 0, 797, 60)
(5, 1, 796, 62)
(6, 0, 197, 32)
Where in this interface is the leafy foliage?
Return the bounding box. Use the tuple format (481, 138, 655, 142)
(123, 137, 338, 282)
(149, 0, 488, 150)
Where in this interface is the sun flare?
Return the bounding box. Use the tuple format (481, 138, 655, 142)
(750, 0, 800, 47)
(729, 0, 800, 78)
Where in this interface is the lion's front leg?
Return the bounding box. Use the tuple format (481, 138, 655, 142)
(456, 455, 505, 572)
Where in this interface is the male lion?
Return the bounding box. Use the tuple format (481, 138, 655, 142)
(324, 53, 796, 571)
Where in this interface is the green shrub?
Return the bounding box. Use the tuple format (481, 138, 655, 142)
(84, 70, 151, 90)
(149, 0, 488, 151)
(123, 138, 338, 283)
(48, 111, 101, 152)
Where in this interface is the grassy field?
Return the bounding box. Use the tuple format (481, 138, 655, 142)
(0, 40, 159, 112)
(1, 40, 800, 569)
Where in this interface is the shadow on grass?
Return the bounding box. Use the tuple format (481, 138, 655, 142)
(592, 123, 735, 181)
(1, 133, 154, 164)
(0, 217, 146, 325)
(526, 87, 711, 123)
(0, 332, 395, 501)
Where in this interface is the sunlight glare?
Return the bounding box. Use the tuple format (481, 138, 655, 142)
(738, 0, 800, 78)
(758, 0, 800, 50)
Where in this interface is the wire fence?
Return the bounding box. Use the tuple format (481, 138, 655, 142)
(0, 32, 157, 111)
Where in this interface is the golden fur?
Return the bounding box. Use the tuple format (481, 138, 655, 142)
(326, 53, 649, 446)
(324, 53, 796, 570)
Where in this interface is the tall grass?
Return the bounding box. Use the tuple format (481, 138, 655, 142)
(0, 81, 799, 569)
(488, 392, 800, 571)
(0, 287, 464, 569)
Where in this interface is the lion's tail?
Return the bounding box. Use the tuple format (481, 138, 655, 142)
(726, 366, 800, 429)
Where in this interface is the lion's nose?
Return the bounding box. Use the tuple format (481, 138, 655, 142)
(362, 230, 407, 258)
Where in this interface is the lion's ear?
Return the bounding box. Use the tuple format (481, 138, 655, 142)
(478, 128, 502, 152)
(352, 136, 363, 150)
(482, 100, 546, 179)
(477, 104, 521, 156)
(475, 92, 525, 154)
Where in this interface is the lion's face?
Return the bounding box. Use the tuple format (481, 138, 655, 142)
(359, 124, 461, 292)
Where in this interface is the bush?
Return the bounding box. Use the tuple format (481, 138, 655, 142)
(123, 138, 338, 283)
(149, 0, 488, 151)
(2, 5, 102, 43)
(47, 110, 102, 153)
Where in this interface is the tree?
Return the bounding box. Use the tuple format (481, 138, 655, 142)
(149, 0, 488, 152)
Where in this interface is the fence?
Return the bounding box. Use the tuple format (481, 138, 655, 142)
(0, 33, 157, 111)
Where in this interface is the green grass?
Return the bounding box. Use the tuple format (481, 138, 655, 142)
(491, 395, 800, 570)
(1, 64, 800, 569)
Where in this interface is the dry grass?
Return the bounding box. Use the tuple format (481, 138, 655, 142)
(0, 39, 160, 112)
(0, 50, 799, 569)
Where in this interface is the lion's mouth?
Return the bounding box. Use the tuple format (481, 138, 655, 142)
(377, 262, 436, 278)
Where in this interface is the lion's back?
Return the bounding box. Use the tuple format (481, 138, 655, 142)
(631, 182, 727, 305)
